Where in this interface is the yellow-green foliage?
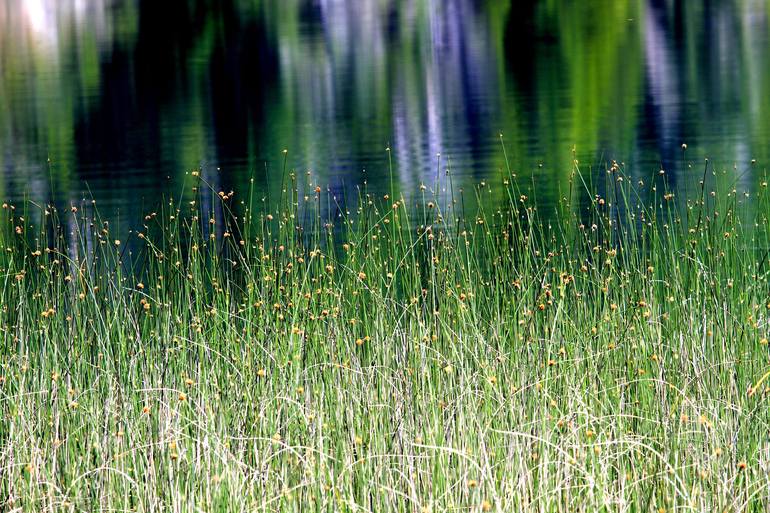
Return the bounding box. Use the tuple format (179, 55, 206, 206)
(1, 153, 769, 512)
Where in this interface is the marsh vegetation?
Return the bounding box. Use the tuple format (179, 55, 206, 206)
(1, 146, 769, 512)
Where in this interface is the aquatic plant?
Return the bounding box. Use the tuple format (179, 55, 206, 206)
(1, 146, 769, 512)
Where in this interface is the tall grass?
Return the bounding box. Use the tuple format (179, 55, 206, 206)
(1, 148, 769, 512)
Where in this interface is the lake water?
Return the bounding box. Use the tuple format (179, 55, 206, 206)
(1, 0, 769, 223)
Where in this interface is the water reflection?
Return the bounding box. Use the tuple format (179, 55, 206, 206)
(0, 0, 769, 224)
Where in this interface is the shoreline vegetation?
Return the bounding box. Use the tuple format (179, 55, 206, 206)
(1, 148, 770, 512)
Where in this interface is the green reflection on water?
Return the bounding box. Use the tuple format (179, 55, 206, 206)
(0, 0, 768, 223)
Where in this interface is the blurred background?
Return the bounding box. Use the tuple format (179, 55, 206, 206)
(1, 0, 769, 223)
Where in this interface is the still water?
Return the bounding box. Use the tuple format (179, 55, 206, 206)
(1, 0, 769, 223)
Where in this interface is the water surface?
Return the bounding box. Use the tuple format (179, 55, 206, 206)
(1, 0, 769, 222)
